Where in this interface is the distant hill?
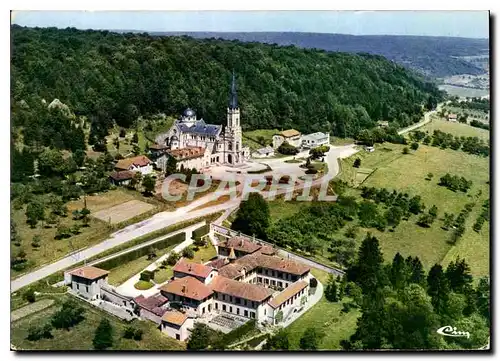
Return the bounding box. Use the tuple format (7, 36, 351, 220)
(150, 32, 489, 78)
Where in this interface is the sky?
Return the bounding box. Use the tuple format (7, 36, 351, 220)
(11, 11, 489, 39)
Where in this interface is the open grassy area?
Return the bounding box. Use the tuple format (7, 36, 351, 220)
(419, 118, 489, 141)
(286, 268, 359, 350)
(11, 189, 165, 279)
(11, 295, 184, 350)
(268, 199, 307, 224)
(337, 140, 489, 278)
(106, 244, 177, 286)
(243, 129, 279, 150)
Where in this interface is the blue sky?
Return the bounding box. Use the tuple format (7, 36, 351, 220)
(11, 11, 489, 38)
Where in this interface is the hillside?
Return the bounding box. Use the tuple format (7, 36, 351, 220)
(11, 25, 442, 151)
(157, 32, 489, 78)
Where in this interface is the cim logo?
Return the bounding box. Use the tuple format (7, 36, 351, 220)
(437, 326, 470, 339)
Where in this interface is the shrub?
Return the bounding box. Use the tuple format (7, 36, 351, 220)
(51, 300, 85, 330)
(353, 158, 361, 168)
(93, 318, 113, 350)
(23, 288, 36, 303)
(277, 141, 299, 155)
(182, 246, 195, 259)
(27, 323, 53, 341)
(140, 270, 154, 282)
(402, 147, 410, 154)
(167, 251, 180, 266)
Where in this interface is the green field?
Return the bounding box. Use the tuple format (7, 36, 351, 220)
(419, 118, 489, 141)
(243, 129, 279, 150)
(11, 295, 184, 351)
(338, 139, 489, 278)
(11, 189, 163, 279)
(286, 268, 359, 350)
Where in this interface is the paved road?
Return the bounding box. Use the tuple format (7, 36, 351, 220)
(11, 144, 356, 293)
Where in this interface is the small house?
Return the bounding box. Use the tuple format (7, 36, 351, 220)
(272, 129, 302, 149)
(365, 146, 375, 153)
(161, 310, 194, 341)
(252, 146, 275, 158)
(115, 155, 153, 175)
(109, 170, 135, 186)
(301, 132, 330, 149)
(64, 266, 109, 300)
(447, 114, 458, 122)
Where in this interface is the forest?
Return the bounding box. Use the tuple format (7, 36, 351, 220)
(12, 25, 443, 149)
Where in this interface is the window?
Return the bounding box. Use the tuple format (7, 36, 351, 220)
(76, 284, 79, 290)
(229, 296, 233, 303)
(244, 310, 248, 317)
(223, 305, 226, 311)
(251, 312, 255, 319)
(202, 307, 205, 314)
(258, 277, 262, 283)
(223, 294, 226, 301)
(236, 308, 240, 315)
(236, 297, 240, 304)
(230, 306, 233, 313)
(86, 286, 89, 293)
(278, 282, 282, 288)
(176, 334, 180, 340)
(271, 280, 276, 286)
(215, 303, 218, 310)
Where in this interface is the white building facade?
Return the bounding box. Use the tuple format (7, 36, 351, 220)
(155, 73, 250, 170)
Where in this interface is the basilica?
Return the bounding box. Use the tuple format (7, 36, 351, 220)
(154, 73, 250, 171)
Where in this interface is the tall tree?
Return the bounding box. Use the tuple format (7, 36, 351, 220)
(231, 192, 270, 240)
(445, 257, 473, 294)
(427, 264, 450, 315)
(93, 318, 113, 350)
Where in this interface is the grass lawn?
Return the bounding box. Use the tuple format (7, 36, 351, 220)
(268, 199, 307, 224)
(243, 129, 279, 150)
(154, 267, 173, 284)
(286, 268, 359, 350)
(11, 295, 184, 351)
(106, 244, 176, 286)
(191, 242, 217, 264)
(134, 280, 154, 290)
(419, 118, 489, 141)
(337, 140, 489, 278)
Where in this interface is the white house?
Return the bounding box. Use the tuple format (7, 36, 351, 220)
(161, 311, 195, 341)
(272, 129, 302, 149)
(448, 113, 458, 122)
(301, 132, 330, 149)
(252, 146, 275, 158)
(115, 155, 153, 175)
(64, 266, 110, 300)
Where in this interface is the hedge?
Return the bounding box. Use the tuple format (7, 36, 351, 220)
(192, 224, 210, 240)
(94, 232, 185, 270)
(140, 270, 155, 282)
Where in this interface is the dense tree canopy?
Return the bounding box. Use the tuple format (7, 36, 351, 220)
(12, 25, 442, 140)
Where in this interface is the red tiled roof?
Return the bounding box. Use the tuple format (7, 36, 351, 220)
(268, 281, 308, 308)
(149, 143, 169, 150)
(162, 310, 188, 326)
(115, 155, 152, 170)
(173, 258, 214, 279)
(167, 147, 205, 161)
(219, 236, 262, 254)
(134, 294, 168, 316)
(68, 266, 109, 280)
(109, 170, 135, 181)
(218, 252, 310, 278)
(207, 258, 229, 270)
(160, 276, 213, 301)
(211, 276, 275, 302)
(258, 245, 276, 255)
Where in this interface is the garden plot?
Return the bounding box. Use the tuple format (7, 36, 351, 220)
(92, 200, 155, 225)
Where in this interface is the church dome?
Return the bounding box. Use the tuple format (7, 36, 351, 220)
(183, 108, 196, 117)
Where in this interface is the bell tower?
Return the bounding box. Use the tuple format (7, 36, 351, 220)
(225, 71, 242, 165)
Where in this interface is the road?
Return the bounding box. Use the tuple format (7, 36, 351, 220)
(398, 104, 442, 135)
(10, 143, 356, 293)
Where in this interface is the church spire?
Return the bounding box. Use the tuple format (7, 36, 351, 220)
(229, 71, 238, 109)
